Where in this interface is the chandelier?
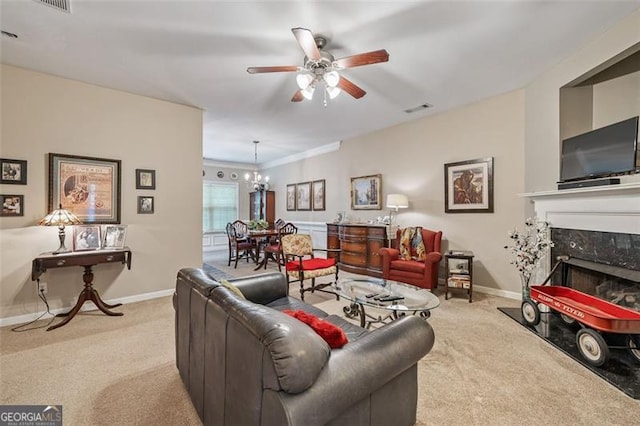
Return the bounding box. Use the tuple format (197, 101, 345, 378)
(245, 140, 270, 191)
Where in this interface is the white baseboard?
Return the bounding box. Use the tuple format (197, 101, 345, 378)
(473, 284, 521, 300)
(0, 289, 175, 328)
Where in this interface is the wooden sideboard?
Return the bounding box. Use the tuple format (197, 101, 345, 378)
(327, 223, 389, 278)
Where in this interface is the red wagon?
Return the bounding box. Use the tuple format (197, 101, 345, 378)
(521, 285, 640, 367)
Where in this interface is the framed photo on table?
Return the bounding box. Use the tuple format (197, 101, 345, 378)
(296, 181, 311, 211)
(312, 179, 325, 211)
(1, 158, 27, 185)
(444, 157, 494, 213)
(73, 225, 102, 251)
(286, 184, 296, 211)
(48, 153, 121, 224)
(102, 225, 127, 249)
(350, 174, 381, 210)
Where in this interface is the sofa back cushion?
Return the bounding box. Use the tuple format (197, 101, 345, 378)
(208, 286, 331, 394)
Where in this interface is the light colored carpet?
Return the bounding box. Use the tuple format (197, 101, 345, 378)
(0, 252, 638, 425)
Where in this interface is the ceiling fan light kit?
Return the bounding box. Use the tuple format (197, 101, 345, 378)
(247, 27, 389, 104)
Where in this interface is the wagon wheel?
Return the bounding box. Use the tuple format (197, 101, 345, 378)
(627, 335, 640, 363)
(559, 313, 577, 326)
(521, 300, 540, 326)
(576, 328, 609, 367)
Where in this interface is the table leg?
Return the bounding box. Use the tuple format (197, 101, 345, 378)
(47, 265, 123, 331)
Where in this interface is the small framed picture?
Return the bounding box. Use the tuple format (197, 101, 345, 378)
(286, 184, 296, 211)
(334, 211, 345, 224)
(1, 194, 24, 217)
(296, 181, 311, 211)
(136, 169, 156, 190)
(1, 159, 27, 185)
(312, 179, 325, 211)
(73, 225, 101, 251)
(102, 225, 127, 249)
(138, 196, 154, 214)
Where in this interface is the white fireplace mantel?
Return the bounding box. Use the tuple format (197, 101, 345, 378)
(520, 183, 640, 235)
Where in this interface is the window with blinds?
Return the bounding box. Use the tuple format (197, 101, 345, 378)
(203, 181, 239, 232)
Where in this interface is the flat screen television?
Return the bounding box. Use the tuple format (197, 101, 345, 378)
(560, 116, 639, 182)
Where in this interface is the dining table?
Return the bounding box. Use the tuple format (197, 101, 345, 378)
(247, 229, 279, 270)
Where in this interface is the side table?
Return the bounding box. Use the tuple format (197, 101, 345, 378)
(32, 248, 132, 331)
(444, 250, 474, 303)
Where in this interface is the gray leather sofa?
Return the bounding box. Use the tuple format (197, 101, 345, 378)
(174, 268, 435, 426)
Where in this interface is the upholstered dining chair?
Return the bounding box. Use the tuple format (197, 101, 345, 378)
(262, 222, 298, 270)
(281, 234, 340, 301)
(379, 227, 443, 290)
(225, 220, 257, 268)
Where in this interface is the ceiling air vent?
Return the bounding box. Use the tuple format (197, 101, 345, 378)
(33, 0, 71, 13)
(404, 103, 433, 114)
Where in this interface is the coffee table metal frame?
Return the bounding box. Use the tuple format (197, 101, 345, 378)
(333, 277, 440, 329)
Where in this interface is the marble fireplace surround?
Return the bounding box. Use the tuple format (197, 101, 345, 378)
(522, 182, 640, 287)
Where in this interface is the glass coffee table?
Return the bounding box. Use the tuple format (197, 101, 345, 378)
(333, 277, 440, 329)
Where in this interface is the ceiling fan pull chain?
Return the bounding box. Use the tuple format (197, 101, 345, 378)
(323, 87, 328, 108)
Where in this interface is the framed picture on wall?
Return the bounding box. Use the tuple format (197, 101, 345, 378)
(286, 184, 297, 211)
(138, 196, 154, 214)
(350, 174, 382, 210)
(444, 157, 494, 213)
(1, 194, 24, 217)
(48, 153, 121, 224)
(296, 181, 311, 211)
(136, 169, 156, 190)
(312, 179, 325, 211)
(1, 158, 27, 185)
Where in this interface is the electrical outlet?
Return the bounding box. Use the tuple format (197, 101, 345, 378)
(38, 281, 48, 295)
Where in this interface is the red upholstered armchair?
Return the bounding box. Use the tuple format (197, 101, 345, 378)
(379, 227, 443, 290)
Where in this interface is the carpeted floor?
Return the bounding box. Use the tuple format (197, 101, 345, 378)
(1, 252, 638, 425)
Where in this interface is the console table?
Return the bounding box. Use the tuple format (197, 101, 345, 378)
(31, 248, 132, 331)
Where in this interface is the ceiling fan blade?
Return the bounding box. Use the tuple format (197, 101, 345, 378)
(337, 76, 366, 99)
(247, 65, 300, 74)
(291, 27, 321, 61)
(291, 91, 304, 102)
(333, 49, 390, 69)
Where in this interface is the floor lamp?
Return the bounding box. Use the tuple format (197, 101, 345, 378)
(386, 194, 409, 247)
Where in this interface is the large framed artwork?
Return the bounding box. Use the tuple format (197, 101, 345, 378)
(312, 179, 325, 211)
(444, 157, 494, 213)
(350, 174, 381, 210)
(48, 153, 121, 224)
(296, 181, 312, 211)
(286, 184, 297, 211)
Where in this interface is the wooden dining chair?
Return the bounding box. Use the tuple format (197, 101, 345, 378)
(262, 222, 298, 270)
(225, 221, 257, 268)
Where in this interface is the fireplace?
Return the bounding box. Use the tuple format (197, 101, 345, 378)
(549, 228, 640, 312)
(522, 182, 640, 305)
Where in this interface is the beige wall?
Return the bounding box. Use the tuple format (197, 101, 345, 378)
(266, 90, 526, 295)
(593, 70, 640, 127)
(0, 65, 203, 320)
(525, 9, 640, 192)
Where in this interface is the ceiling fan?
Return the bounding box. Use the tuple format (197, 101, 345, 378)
(247, 27, 389, 103)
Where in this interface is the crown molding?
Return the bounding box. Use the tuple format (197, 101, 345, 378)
(262, 141, 342, 169)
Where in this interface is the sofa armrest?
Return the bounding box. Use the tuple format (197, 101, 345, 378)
(228, 272, 289, 304)
(262, 316, 434, 425)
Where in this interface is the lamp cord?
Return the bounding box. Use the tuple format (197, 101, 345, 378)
(11, 279, 56, 332)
